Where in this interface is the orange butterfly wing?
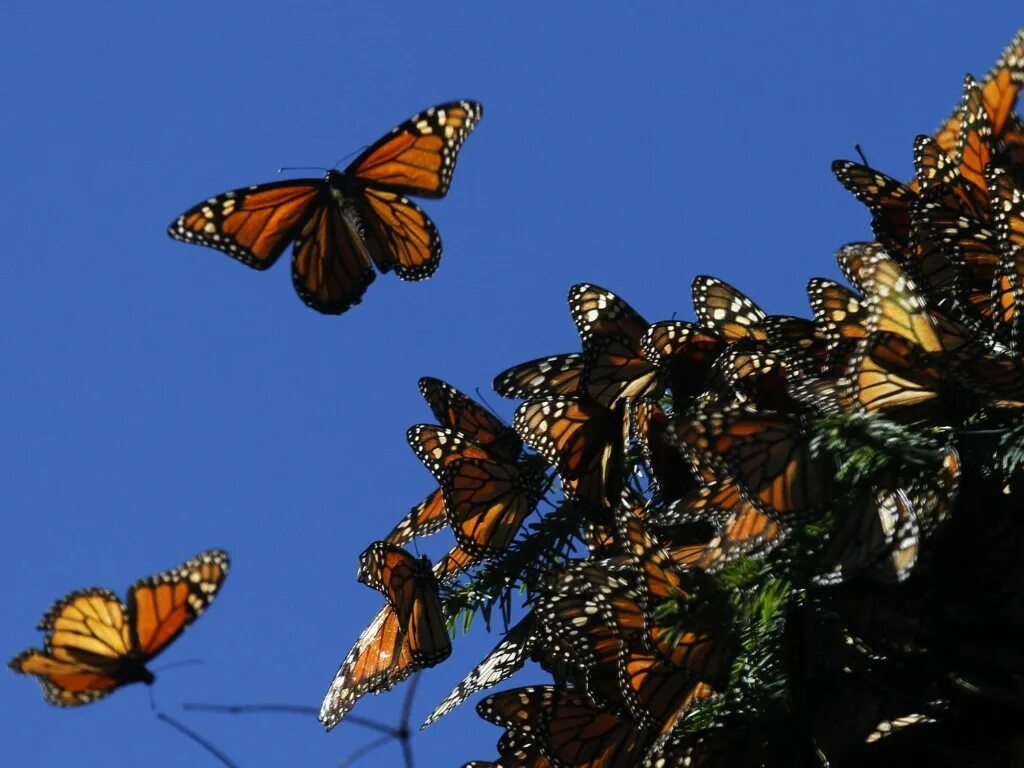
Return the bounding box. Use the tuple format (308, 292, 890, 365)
(347, 100, 483, 198)
(127, 549, 229, 660)
(290, 200, 377, 314)
(9, 588, 135, 706)
(168, 180, 324, 269)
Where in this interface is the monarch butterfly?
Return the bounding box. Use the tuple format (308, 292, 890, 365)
(931, 28, 1024, 158)
(641, 320, 725, 411)
(493, 353, 585, 400)
(385, 378, 520, 546)
(849, 243, 969, 354)
(9, 550, 228, 707)
(168, 100, 482, 314)
(714, 346, 806, 413)
(807, 278, 870, 353)
(907, 446, 960, 536)
(618, 644, 716, 729)
(955, 75, 996, 193)
(356, 543, 450, 664)
(466, 730, 552, 768)
(631, 398, 699, 506)
(478, 686, 652, 768)
(812, 488, 920, 586)
(426, 613, 580, 730)
(692, 276, 769, 343)
(988, 166, 1024, 348)
(423, 614, 541, 728)
(662, 479, 784, 571)
(533, 562, 645, 684)
(569, 283, 662, 408)
(441, 456, 545, 559)
(831, 161, 917, 257)
(672, 409, 827, 517)
(514, 396, 626, 509)
(320, 548, 453, 730)
(764, 315, 832, 377)
(618, 517, 734, 684)
(844, 332, 946, 421)
(419, 376, 522, 462)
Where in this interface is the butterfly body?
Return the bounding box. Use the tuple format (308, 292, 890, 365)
(169, 100, 482, 314)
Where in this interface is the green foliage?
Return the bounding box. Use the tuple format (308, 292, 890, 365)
(441, 500, 583, 633)
(997, 416, 1024, 483)
(811, 412, 941, 488)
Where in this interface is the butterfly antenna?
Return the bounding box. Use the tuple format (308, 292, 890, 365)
(333, 146, 369, 170)
(276, 165, 329, 174)
(151, 658, 204, 674)
(155, 710, 240, 768)
(473, 387, 508, 426)
(854, 143, 871, 167)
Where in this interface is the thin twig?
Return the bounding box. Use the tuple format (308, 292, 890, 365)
(181, 703, 398, 736)
(155, 711, 240, 768)
(337, 735, 391, 768)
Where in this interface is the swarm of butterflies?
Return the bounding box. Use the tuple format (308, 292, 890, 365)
(314, 28, 1024, 768)
(12, 28, 1024, 768)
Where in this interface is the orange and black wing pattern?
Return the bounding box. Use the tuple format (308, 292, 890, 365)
(674, 410, 826, 516)
(479, 686, 650, 768)
(493, 353, 585, 400)
(345, 100, 483, 199)
(290, 196, 377, 313)
(420, 377, 522, 462)
(832, 162, 917, 255)
(514, 397, 625, 509)
(692, 276, 768, 343)
(321, 545, 452, 730)
(356, 542, 451, 665)
(932, 28, 1024, 156)
(442, 457, 544, 558)
(169, 100, 481, 314)
(10, 550, 228, 707)
(569, 283, 660, 407)
(126, 549, 229, 662)
(9, 588, 137, 707)
(169, 180, 325, 269)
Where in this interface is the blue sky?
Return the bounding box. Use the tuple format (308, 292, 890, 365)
(1, 3, 1020, 766)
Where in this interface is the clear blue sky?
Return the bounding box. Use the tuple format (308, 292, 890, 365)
(2, 3, 1020, 766)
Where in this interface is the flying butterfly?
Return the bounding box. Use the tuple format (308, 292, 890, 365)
(168, 100, 482, 314)
(10, 550, 228, 707)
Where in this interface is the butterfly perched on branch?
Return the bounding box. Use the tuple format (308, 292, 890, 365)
(168, 100, 482, 314)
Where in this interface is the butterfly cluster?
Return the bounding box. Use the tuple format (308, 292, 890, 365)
(314, 29, 1024, 768)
